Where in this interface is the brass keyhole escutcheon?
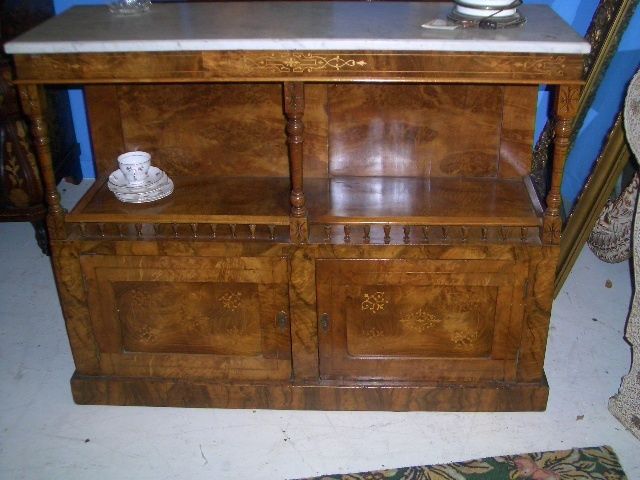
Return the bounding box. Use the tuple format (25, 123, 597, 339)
(320, 313, 329, 332)
(276, 311, 288, 331)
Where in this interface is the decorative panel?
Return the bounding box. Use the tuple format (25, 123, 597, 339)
(317, 257, 528, 382)
(346, 285, 497, 358)
(80, 254, 291, 381)
(116, 282, 264, 355)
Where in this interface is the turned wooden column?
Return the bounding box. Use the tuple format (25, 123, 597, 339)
(18, 83, 65, 240)
(284, 82, 308, 243)
(543, 84, 582, 244)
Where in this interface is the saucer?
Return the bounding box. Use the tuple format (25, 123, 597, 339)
(109, 172, 169, 195)
(114, 178, 174, 204)
(108, 166, 165, 192)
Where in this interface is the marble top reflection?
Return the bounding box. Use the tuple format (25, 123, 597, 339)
(4, 2, 590, 55)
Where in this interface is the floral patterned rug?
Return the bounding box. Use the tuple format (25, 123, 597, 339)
(297, 445, 627, 480)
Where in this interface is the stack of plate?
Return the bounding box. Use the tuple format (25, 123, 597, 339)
(108, 166, 174, 203)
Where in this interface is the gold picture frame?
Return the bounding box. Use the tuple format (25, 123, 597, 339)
(555, 115, 632, 295)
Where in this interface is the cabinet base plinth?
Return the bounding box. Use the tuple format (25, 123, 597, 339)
(70, 373, 549, 412)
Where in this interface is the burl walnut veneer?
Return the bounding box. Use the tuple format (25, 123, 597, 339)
(5, 2, 589, 411)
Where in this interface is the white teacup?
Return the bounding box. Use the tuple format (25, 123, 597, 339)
(118, 151, 151, 186)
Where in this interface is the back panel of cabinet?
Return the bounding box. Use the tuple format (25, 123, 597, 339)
(85, 83, 537, 180)
(86, 83, 328, 178)
(327, 84, 537, 178)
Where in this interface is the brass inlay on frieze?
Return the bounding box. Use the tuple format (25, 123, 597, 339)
(511, 56, 568, 78)
(400, 308, 442, 333)
(361, 292, 388, 314)
(245, 53, 368, 73)
(219, 291, 243, 311)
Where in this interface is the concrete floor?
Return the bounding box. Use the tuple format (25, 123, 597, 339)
(1, 181, 639, 479)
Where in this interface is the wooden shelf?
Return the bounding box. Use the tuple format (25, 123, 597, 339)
(68, 175, 542, 230)
(67, 176, 291, 225)
(305, 176, 542, 227)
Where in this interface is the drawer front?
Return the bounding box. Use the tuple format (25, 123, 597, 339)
(80, 255, 291, 381)
(317, 258, 527, 382)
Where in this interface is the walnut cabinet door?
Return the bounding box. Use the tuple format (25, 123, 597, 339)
(80, 255, 291, 381)
(316, 258, 529, 383)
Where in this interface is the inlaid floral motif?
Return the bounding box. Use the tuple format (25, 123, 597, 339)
(510, 56, 568, 77)
(543, 218, 562, 244)
(246, 53, 368, 73)
(364, 327, 384, 340)
(557, 84, 581, 116)
(400, 308, 442, 333)
(291, 219, 308, 244)
(450, 329, 480, 348)
(219, 291, 243, 311)
(3, 140, 29, 208)
(135, 324, 155, 343)
(361, 292, 388, 314)
(225, 325, 245, 337)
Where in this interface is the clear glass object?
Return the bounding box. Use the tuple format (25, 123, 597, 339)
(109, 0, 152, 15)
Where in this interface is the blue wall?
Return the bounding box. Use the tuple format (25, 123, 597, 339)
(54, 0, 638, 212)
(53, 0, 107, 178)
(562, 6, 640, 209)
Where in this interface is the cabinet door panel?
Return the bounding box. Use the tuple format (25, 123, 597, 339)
(345, 283, 498, 358)
(317, 258, 527, 382)
(80, 255, 291, 381)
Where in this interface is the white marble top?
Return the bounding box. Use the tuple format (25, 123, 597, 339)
(3, 2, 590, 55)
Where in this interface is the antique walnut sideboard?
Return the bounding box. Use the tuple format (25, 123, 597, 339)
(5, 2, 589, 411)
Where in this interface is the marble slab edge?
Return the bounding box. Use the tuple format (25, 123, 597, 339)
(5, 39, 590, 55)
